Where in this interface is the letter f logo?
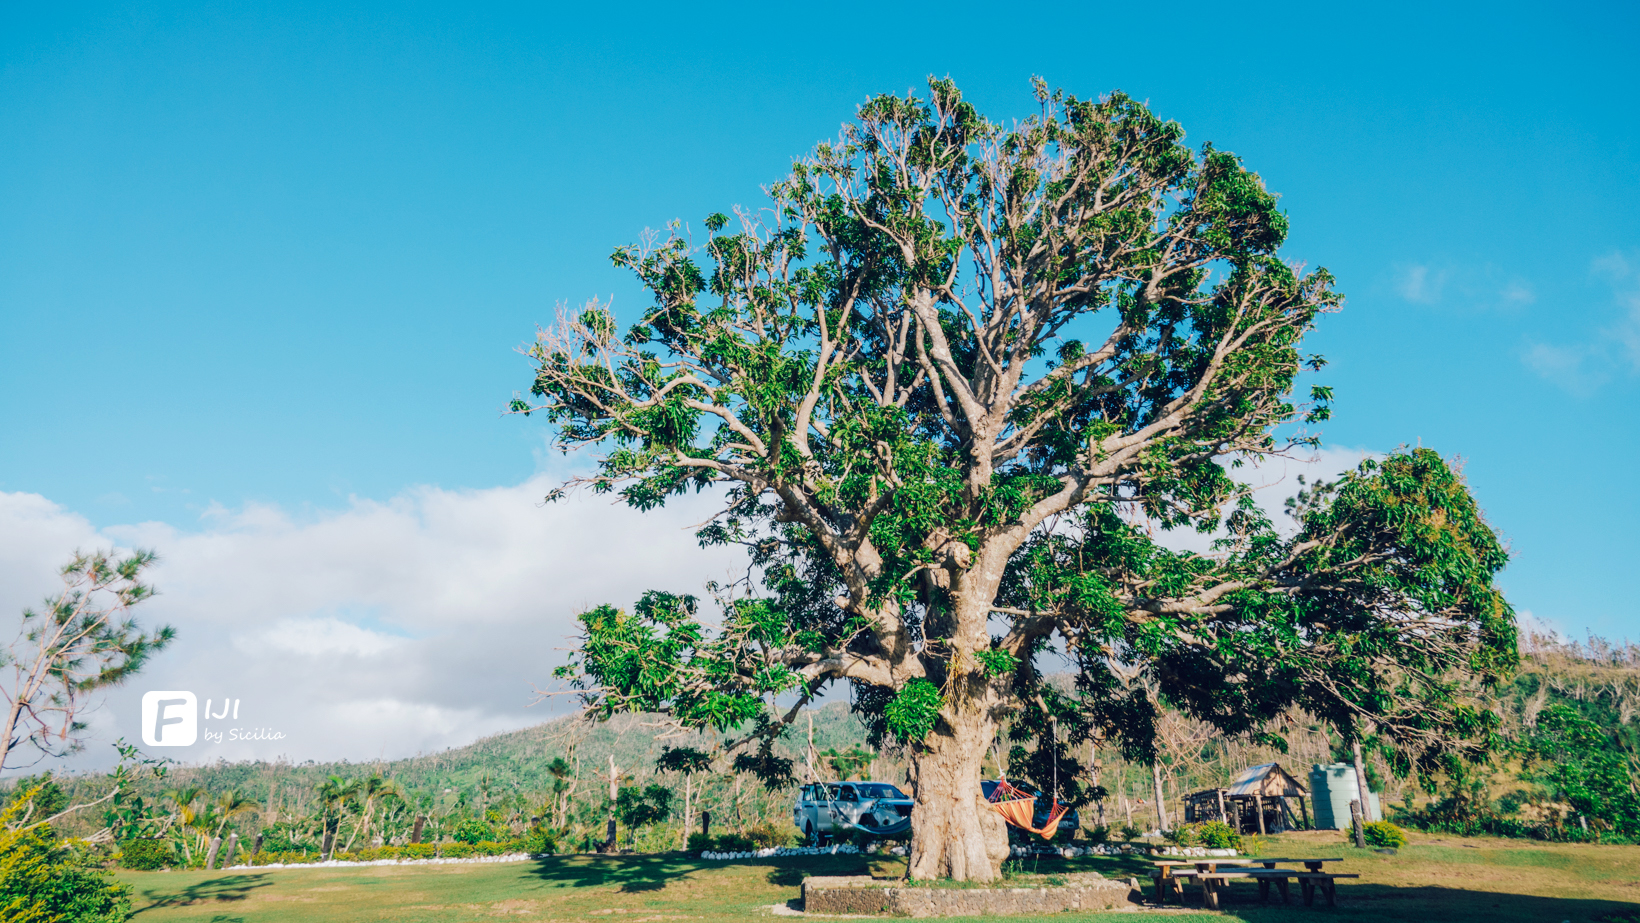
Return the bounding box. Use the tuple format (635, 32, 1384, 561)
(141, 691, 197, 746)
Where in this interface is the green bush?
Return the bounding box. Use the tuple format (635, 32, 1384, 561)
(1362, 820, 1407, 849)
(746, 822, 795, 848)
(687, 832, 713, 852)
(1194, 821, 1243, 850)
(400, 843, 435, 860)
(1084, 824, 1110, 844)
(713, 833, 755, 852)
(525, 828, 560, 855)
(349, 846, 403, 861)
(2, 816, 131, 923)
(119, 837, 175, 870)
(439, 842, 475, 858)
(1119, 824, 1142, 840)
(1164, 825, 1199, 847)
(451, 819, 495, 845)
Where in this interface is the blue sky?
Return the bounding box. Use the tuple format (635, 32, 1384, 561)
(1, 1, 1637, 763)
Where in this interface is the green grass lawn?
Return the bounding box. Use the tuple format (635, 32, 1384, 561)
(117, 829, 1640, 922)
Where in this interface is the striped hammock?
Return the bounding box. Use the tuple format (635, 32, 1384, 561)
(986, 778, 1068, 841)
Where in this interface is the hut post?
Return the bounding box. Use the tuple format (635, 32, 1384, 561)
(1254, 794, 1267, 835)
(1215, 789, 1227, 825)
(1299, 796, 1310, 829)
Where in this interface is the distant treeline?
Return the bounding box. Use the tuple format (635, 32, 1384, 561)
(8, 632, 1636, 853)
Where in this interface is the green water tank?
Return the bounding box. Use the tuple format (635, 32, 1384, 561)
(1308, 763, 1380, 828)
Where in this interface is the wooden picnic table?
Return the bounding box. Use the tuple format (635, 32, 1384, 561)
(1149, 857, 1355, 909)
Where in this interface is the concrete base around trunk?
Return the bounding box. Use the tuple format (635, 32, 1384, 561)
(802, 874, 1143, 917)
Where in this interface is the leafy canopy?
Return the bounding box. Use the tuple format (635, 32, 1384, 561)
(525, 78, 1514, 797)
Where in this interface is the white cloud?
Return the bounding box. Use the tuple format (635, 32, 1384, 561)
(1522, 341, 1604, 396)
(1392, 262, 1534, 310)
(1395, 264, 1448, 304)
(1522, 248, 1640, 391)
(1500, 279, 1536, 305)
(0, 477, 745, 774)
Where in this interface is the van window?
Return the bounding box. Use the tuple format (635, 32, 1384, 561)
(840, 785, 858, 801)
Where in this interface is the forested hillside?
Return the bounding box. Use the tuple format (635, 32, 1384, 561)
(9, 632, 1637, 860)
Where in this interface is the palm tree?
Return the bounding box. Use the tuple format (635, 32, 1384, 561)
(212, 790, 258, 839)
(344, 773, 400, 851)
(314, 775, 359, 859)
(162, 786, 204, 864)
(546, 758, 576, 828)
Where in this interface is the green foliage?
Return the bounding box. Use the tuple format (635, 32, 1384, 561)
(973, 650, 1020, 679)
(3, 776, 68, 823)
(116, 837, 173, 871)
(524, 827, 559, 855)
(821, 747, 872, 780)
(1518, 702, 1640, 836)
(1194, 820, 1242, 850)
(522, 75, 1516, 860)
(1083, 824, 1110, 844)
(451, 818, 496, 845)
(1119, 824, 1141, 840)
(1163, 825, 1199, 847)
(1362, 820, 1407, 849)
(884, 679, 943, 744)
(1, 792, 131, 923)
(745, 822, 796, 848)
(712, 833, 755, 852)
(614, 783, 674, 834)
(657, 746, 713, 775)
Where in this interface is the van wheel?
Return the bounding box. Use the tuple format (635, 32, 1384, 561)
(807, 823, 822, 847)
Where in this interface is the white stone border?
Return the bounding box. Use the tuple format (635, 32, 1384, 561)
(225, 852, 538, 870)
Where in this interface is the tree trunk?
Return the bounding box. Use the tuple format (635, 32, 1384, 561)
(907, 709, 1004, 882)
(1151, 762, 1168, 832)
(1351, 739, 1375, 822)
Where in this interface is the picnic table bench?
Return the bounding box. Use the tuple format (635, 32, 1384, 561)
(1149, 857, 1358, 909)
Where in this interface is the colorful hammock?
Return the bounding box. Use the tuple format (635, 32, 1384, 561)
(986, 778, 1068, 841)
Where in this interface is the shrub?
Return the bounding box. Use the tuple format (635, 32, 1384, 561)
(400, 843, 435, 860)
(713, 833, 754, 852)
(1194, 821, 1243, 850)
(1119, 824, 1142, 840)
(687, 832, 713, 853)
(451, 819, 495, 845)
(474, 840, 511, 856)
(1361, 821, 1407, 849)
(119, 836, 175, 870)
(350, 846, 403, 861)
(1164, 825, 1199, 847)
(525, 828, 560, 855)
(1083, 824, 1111, 844)
(439, 843, 475, 859)
(2, 803, 131, 923)
(746, 822, 795, 849)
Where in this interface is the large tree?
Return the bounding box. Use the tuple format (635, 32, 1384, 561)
(519, 79, 1515, 880)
